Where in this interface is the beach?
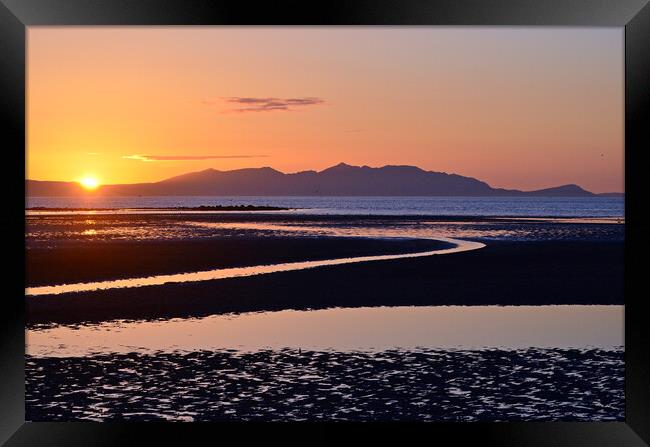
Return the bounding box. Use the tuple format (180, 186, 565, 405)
(19, 23, 631, 428)
(25, 210, 625, 421)
(26, 213, 623, 325)
(26, 348, 623, 422)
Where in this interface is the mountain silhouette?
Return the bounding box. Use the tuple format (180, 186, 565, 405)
(26, 163, 622, 197)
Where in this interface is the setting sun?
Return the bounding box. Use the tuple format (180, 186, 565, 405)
(79, 176, 100, 190)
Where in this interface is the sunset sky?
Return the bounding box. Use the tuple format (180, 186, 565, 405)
(27, 27, 623, 193)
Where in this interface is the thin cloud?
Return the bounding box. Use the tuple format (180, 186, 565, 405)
(123, 154, 268, 162)
(218, 97, 325, 113)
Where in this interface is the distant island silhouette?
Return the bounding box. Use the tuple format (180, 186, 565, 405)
(26, 163, 623, 197)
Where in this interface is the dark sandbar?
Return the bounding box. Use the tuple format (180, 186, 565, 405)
(27, 236, 450, 287)
(27, 239, 623, 326)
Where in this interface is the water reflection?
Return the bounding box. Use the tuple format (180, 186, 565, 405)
(25, 236, 484, 296)
(27, 305, 623, 357)
(26, 209, 294, 216)
(27, 214, 625, 247)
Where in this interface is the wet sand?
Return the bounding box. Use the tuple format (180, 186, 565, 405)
(26, 239, 623, 326)
(27, 237, 448, 287)
(26, 348, 624, 422)
(25, 213, 625, 422)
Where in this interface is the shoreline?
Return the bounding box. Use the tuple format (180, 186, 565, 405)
(27, 205, 293, 212)
(26, 211, 625, 221)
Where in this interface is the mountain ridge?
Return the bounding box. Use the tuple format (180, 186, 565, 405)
(26, 163, 624, 197)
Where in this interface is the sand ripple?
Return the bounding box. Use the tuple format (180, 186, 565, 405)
(26, 348, 624, 422)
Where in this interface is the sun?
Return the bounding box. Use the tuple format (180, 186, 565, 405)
(79, 176, 100, 190)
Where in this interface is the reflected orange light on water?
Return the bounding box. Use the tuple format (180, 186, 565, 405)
(26, 305, 624, 357)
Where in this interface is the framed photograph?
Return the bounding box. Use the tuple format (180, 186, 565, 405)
(1, 0, 648, 445)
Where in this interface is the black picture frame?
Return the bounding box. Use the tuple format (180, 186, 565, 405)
(1, 0, 647, 445)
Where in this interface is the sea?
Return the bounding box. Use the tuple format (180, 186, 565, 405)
(26, 196, 625, 217)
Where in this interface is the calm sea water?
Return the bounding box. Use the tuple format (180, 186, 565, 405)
(27, 196, 624, 217)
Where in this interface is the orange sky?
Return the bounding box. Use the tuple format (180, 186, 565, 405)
(27, 27, 624, 193)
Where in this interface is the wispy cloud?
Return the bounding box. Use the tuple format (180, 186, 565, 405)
(123, 154, 268, 162)
(217, 97, 325, 113)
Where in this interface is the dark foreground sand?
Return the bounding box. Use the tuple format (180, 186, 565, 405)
(27, 238, 623, 326)
(27, 236, 448, 287)
(26, 347, 624, 422)
(24, 215, 626, 422)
